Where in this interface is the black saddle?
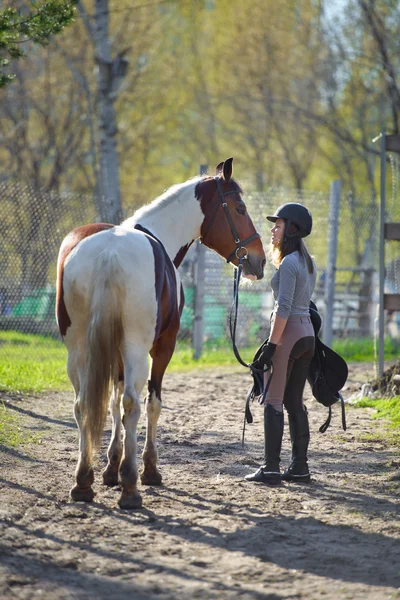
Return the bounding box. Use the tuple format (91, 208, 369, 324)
(308, 301, 348, 432)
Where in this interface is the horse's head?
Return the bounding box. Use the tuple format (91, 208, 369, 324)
(196, 158, 266, 280)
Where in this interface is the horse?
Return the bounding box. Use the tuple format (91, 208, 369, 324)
(56, 158, 266, 509)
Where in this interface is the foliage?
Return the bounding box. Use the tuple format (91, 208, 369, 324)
(1, 1, 398, 201)
(0, 1, 78, 87)
(0, 3, 399, 377)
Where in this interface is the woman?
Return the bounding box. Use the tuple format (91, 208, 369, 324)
(245, 202, 317, 485)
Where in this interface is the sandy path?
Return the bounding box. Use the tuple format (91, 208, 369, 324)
(0, 363, 399, 600)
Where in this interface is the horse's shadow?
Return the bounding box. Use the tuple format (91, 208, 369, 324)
(117, 481, 400, 590)
(1, 474, 399, 592)
(2, 505, 280, 600)
(4, 401, 76, 429)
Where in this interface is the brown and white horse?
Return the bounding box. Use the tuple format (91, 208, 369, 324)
(56, 158, 265, 509)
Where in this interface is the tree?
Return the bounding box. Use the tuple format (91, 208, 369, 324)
(0, 0, 78, 87)
(201, 0, 325, 191)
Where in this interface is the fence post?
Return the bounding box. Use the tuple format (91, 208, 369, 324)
(378, 133, 386, 377)
(323, 180, 341, 347)
(192, 165, 208, 359)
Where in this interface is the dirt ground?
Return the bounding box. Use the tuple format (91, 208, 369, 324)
(0, 362, 399, 600)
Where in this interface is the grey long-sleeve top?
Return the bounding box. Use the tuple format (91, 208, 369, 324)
(271, 251, 317, 319)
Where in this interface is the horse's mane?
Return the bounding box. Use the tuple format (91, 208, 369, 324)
(123, 176, 205, 227)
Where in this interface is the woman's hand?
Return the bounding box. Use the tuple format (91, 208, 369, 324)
(260, 342, 277, 369)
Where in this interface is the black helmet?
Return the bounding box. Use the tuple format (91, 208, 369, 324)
(266, 202, 312, 238)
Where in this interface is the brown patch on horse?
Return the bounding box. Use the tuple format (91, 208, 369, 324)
(195, 178, 218, 236)
(56, 223, 114, 337)
(144, 235, 180, 341)
(133, 224, 181, 342)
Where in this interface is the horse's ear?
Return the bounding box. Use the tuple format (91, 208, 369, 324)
(222, 157, 233, 182)
(215, 161, 224, 175)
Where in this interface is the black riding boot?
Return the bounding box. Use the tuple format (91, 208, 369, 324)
(245, 404, 284, 485)
(282, 408, 311, 483)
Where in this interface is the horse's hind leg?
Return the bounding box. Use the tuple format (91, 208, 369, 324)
(118, 345, 148, 509)
(68, 349, 95, 503)
(141, 333, 176, 486)
(103, 381, 123, 487)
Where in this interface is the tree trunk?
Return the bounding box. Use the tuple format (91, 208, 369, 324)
(94, 0, 122, 225)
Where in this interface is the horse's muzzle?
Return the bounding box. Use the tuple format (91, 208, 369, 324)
(243, 257, 265, 280)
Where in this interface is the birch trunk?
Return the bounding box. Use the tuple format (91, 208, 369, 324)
(93, 0, 122, 224)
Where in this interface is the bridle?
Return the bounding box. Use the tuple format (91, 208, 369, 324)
(200, 177, 260, 264)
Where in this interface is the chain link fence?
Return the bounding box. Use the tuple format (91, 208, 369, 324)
(0, 179, 392, 359)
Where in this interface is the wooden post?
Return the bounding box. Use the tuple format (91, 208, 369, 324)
(323, 180, 341, 347)
(193, 165, 208, 359)
(378, 132, 386, 377)
(373, 131, 400, 376)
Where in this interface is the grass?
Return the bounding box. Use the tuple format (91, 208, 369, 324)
(0, 331, 70, 393)
(332, 336, 399, 362)
(0, 402, 40, 447)
(168, 340, 255, 371)
(1, 331, 399, 450)
(0, 331, 257, 393)
(353, 396, 400, 427)
(0, 331, 398, 393)
(352, 396, 400, 444)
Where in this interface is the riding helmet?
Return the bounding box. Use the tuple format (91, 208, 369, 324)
(266, 203, 312, 238)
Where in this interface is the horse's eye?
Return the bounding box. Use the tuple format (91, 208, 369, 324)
(236, 206, 246, 216)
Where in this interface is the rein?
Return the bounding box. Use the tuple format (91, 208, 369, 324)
(138, 182, 267, 445)
(229, 255, 273, 445)
(200, 177, 270, 445)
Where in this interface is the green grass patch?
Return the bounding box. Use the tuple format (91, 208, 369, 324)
(0, 331, 69, 393)
(353, 396, 400, 427)
(0, 332, 253, 393)
(0, 330, 398, 393)
(352, 396, 400, 444)
(332, 336, 399, 362)
(168, 340, 254, 371)
(0, 402, 41, 447)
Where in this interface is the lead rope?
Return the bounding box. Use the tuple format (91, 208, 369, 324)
(229, 254, 273, 446)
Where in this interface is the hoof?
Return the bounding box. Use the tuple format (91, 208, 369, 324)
(103, 466, 119, 487)
(140, 468, 162, 486)
(70, 485, 95, 503)
(118, 491, 142, 510)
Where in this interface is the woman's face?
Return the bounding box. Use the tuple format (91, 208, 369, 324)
(270, 218, 285, 247)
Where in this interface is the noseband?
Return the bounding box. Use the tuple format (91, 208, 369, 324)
(200, 177, 260, 263)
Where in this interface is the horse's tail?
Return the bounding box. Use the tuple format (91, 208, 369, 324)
(81, 249, 125, 450)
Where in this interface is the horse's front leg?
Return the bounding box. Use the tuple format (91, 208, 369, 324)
(141, 333, 176, 486)
(103, 381, 123, 487)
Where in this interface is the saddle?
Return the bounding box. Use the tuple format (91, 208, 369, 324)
(247, 301, 348, 432)
(308, 301, 347, 432)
